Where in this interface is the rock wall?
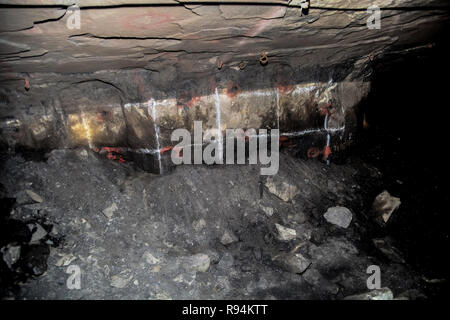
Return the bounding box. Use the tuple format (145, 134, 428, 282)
(0, 74, 369, 153)
(0, 0, 448, 156)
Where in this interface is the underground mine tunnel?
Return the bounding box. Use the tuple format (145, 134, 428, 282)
(0, 0, 449, 301)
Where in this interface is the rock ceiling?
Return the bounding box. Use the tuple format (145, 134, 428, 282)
(0, 0, 448, 79)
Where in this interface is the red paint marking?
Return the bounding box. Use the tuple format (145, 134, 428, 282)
(94, 146, 126, 163)
(323, 145, 332, 160)
(276, 84, 293, 94)
(226, 81, 241, 98)
(186, 96, 201, 107)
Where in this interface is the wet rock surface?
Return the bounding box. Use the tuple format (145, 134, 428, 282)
(0, 148, 430, 299)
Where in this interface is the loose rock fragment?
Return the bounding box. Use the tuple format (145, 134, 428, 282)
(344, 287, 394, 300)
(277, 253, 311, 274)
(217, 252, 234, 271)
(275, 223, 297, 241)
(25, 190, 44, 203)
(371, 191, 401, 224)
(110, 270, 133, 288)
(15, 190, 44, 205)
(155, 292, 172, 300)
(1, 245, 21, 269)
(173, 272, 196, 286)
(265, 177, 298, 202)
(323, 206, 352, 228)
(77, 149, 89, 160)
(102, 202, 118, 219)
(143, 251, 160, 265)
(260, 205, 274, 217)
(183, 254, 210, 273)
(55, 253, 77, 267)
(220, 230, 238, 245)
(29, 223, 48, 244)
(192, 218, 206, 232)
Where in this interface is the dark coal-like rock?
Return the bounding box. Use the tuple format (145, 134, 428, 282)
(0, 219, 32, 247)
(18, 244, 50, 276)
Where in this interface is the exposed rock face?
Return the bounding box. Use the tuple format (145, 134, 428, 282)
(0, 1, 447, 76)
(0, 0, 448, 159)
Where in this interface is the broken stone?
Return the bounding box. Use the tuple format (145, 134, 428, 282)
(293, 224, 312, 241)
(217, 252, 234, 271)
(288, 212, 307, 224)
(102, 202, 118, 219)
(192, 218, 206, 232)
(260, 205, 274, 216)
(29, 223, 48, 244)
(323, 206, 352, 228)
(15, 190, 44, 205)
(155, 292, 172, 300)
(344, 287, 394, 300)
(110, 270, 133, 288)
(275, 223, 297, 241)
(1, 244, 21, 269)
(55, 253, 77, 267)
(277, 253, 311, 274)
(173, 272, 196, 286)
(150, 265, 161, 273)
(183, 253, 210, 273)
(371, 191, 401, 224)
(220, 230, 238, 245)
(143, 251, 160, 265)
(25, 190, 44, 203)
(265, 177, 298, 202)
(50, 225, 58, 235)
(77, 149, 89, 160)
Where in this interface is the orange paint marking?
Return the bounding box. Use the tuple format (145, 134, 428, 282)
(323, 145, 332, 159)
(160, 146, 173, 154)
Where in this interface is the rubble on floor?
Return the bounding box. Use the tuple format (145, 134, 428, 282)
(0, 149, 427, 299)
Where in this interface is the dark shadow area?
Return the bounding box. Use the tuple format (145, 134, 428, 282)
(350, 32, 449, 297)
